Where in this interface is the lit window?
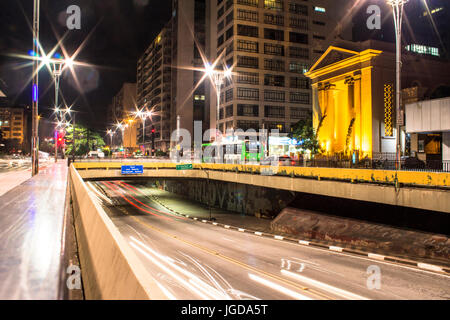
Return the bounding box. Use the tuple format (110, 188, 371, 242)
(314, 6, 326, 13)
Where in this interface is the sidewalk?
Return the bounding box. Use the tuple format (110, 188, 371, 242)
(0, 159, 53, 197)
(0, 161, 69, 299)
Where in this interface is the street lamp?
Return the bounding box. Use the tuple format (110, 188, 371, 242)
(387, 0, 408, 170)
(107, 129, 114, 148)
(134, 108, 152, 154)
(205, 63, 233, 137)
(31, 0, 40, 176)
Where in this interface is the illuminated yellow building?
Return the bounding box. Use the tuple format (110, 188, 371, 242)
(305, 41, 399, 158)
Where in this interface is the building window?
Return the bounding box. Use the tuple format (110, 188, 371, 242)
(218, 35, 224, 47)
(290, 92, 310, 104)
(237, 0, 259, 7)
(218, 6, 225, 19)
(237, 72, 259, 85)
(226, 26, 234, 40)
(313, 35, 325, 40)
(289, 3, 308, 15)
(237, 88, 259, 100)
(264, 13, 284, 26)
(226, 12, 234, 25)
(264, 59, 284, 71)
(264, 105, 285, 118)
(237, 104, 259, 117)
(226, 42, 234, 55)
(290, 17, 308, 30)
(264, 74, 285, 87)
(237, 24, 259, 37)
(313, 20, 326, 26)
(264, 90, 285, 102)
(290, 77, 309, 89)
(289, 32, 308, 44)
(226, 88, 234, 102)
(314, 6, 326, 13)
(264, 0, 283, 11)
(226, 105, 234, 117)
(290, 107, 310, 119)
(237, 9, 258, 22)
(237, 120, 259, 131)
(289, 62, 309, 74)
(237, 40, 259, 53)
(218, 21, 225, 32)
(289, 46, 309, 59)
(237, 55, 259, 68)
(264, 43, 284, 56)
(264, 28, 284, 41)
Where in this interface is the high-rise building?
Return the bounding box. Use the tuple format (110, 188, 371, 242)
(109, 83, 138, 150)
(209, 0, 342, 136)
(136, 0, 210, 153)
(0, 106, 28, 149)
(352, 0, 449, 60)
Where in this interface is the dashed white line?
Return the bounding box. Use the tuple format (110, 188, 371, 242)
(417, 263, 443, 273)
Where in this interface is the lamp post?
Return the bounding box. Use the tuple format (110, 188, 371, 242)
(205, 64, 232, 137)
(134, 109, 152, 155)
(387, 0, 408, 170)
(31, 0, 40, 176)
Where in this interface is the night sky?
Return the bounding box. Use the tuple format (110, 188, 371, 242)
(0, 0, 172, 130)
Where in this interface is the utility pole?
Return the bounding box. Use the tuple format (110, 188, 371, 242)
(72, 113, 76, 162)
(31, 0, 40, 176)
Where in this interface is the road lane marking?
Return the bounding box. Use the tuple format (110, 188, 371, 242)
(281, 270, 369, 300)
(125, 215, 333, 300)
(248, 274, 312, 300)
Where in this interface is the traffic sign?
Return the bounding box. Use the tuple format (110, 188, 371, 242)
(121, 165, 144, 175)
(176, 164, 193, 170)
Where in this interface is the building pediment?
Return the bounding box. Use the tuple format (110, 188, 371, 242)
(307, 46, 358, 74)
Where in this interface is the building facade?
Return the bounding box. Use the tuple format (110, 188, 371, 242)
(110, 83, 138, 150)
(210, 0, 341, 136)
(305, 39, 450, 159)
(0, 106, 28, 149)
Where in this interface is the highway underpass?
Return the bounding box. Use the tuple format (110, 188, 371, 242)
(68, 163, 450, 300)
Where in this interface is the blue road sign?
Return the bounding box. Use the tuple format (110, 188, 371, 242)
(121, 165, 144, 175)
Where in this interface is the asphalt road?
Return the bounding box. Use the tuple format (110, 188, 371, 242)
(91, 180, 450, 300)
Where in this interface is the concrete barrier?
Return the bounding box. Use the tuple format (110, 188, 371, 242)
(69, 165, 166, 300)
(271, 207, 450, 263)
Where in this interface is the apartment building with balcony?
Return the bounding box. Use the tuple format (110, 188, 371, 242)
(210, 0, 342, 135)
(136, 0, 210, 152)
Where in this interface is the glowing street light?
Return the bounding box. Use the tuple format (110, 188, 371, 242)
(204, 63, 233, 135)
(133, 108, 152, 151)
(387, 0, 409, 170)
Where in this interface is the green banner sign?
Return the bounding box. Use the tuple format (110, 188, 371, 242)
(176, 164, 193, 170)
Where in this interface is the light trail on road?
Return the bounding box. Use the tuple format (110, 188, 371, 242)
(90, 181, 450, 300)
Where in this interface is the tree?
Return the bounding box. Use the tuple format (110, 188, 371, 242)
(64, 124, 106, 156)
(290, 118, 322, 155)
